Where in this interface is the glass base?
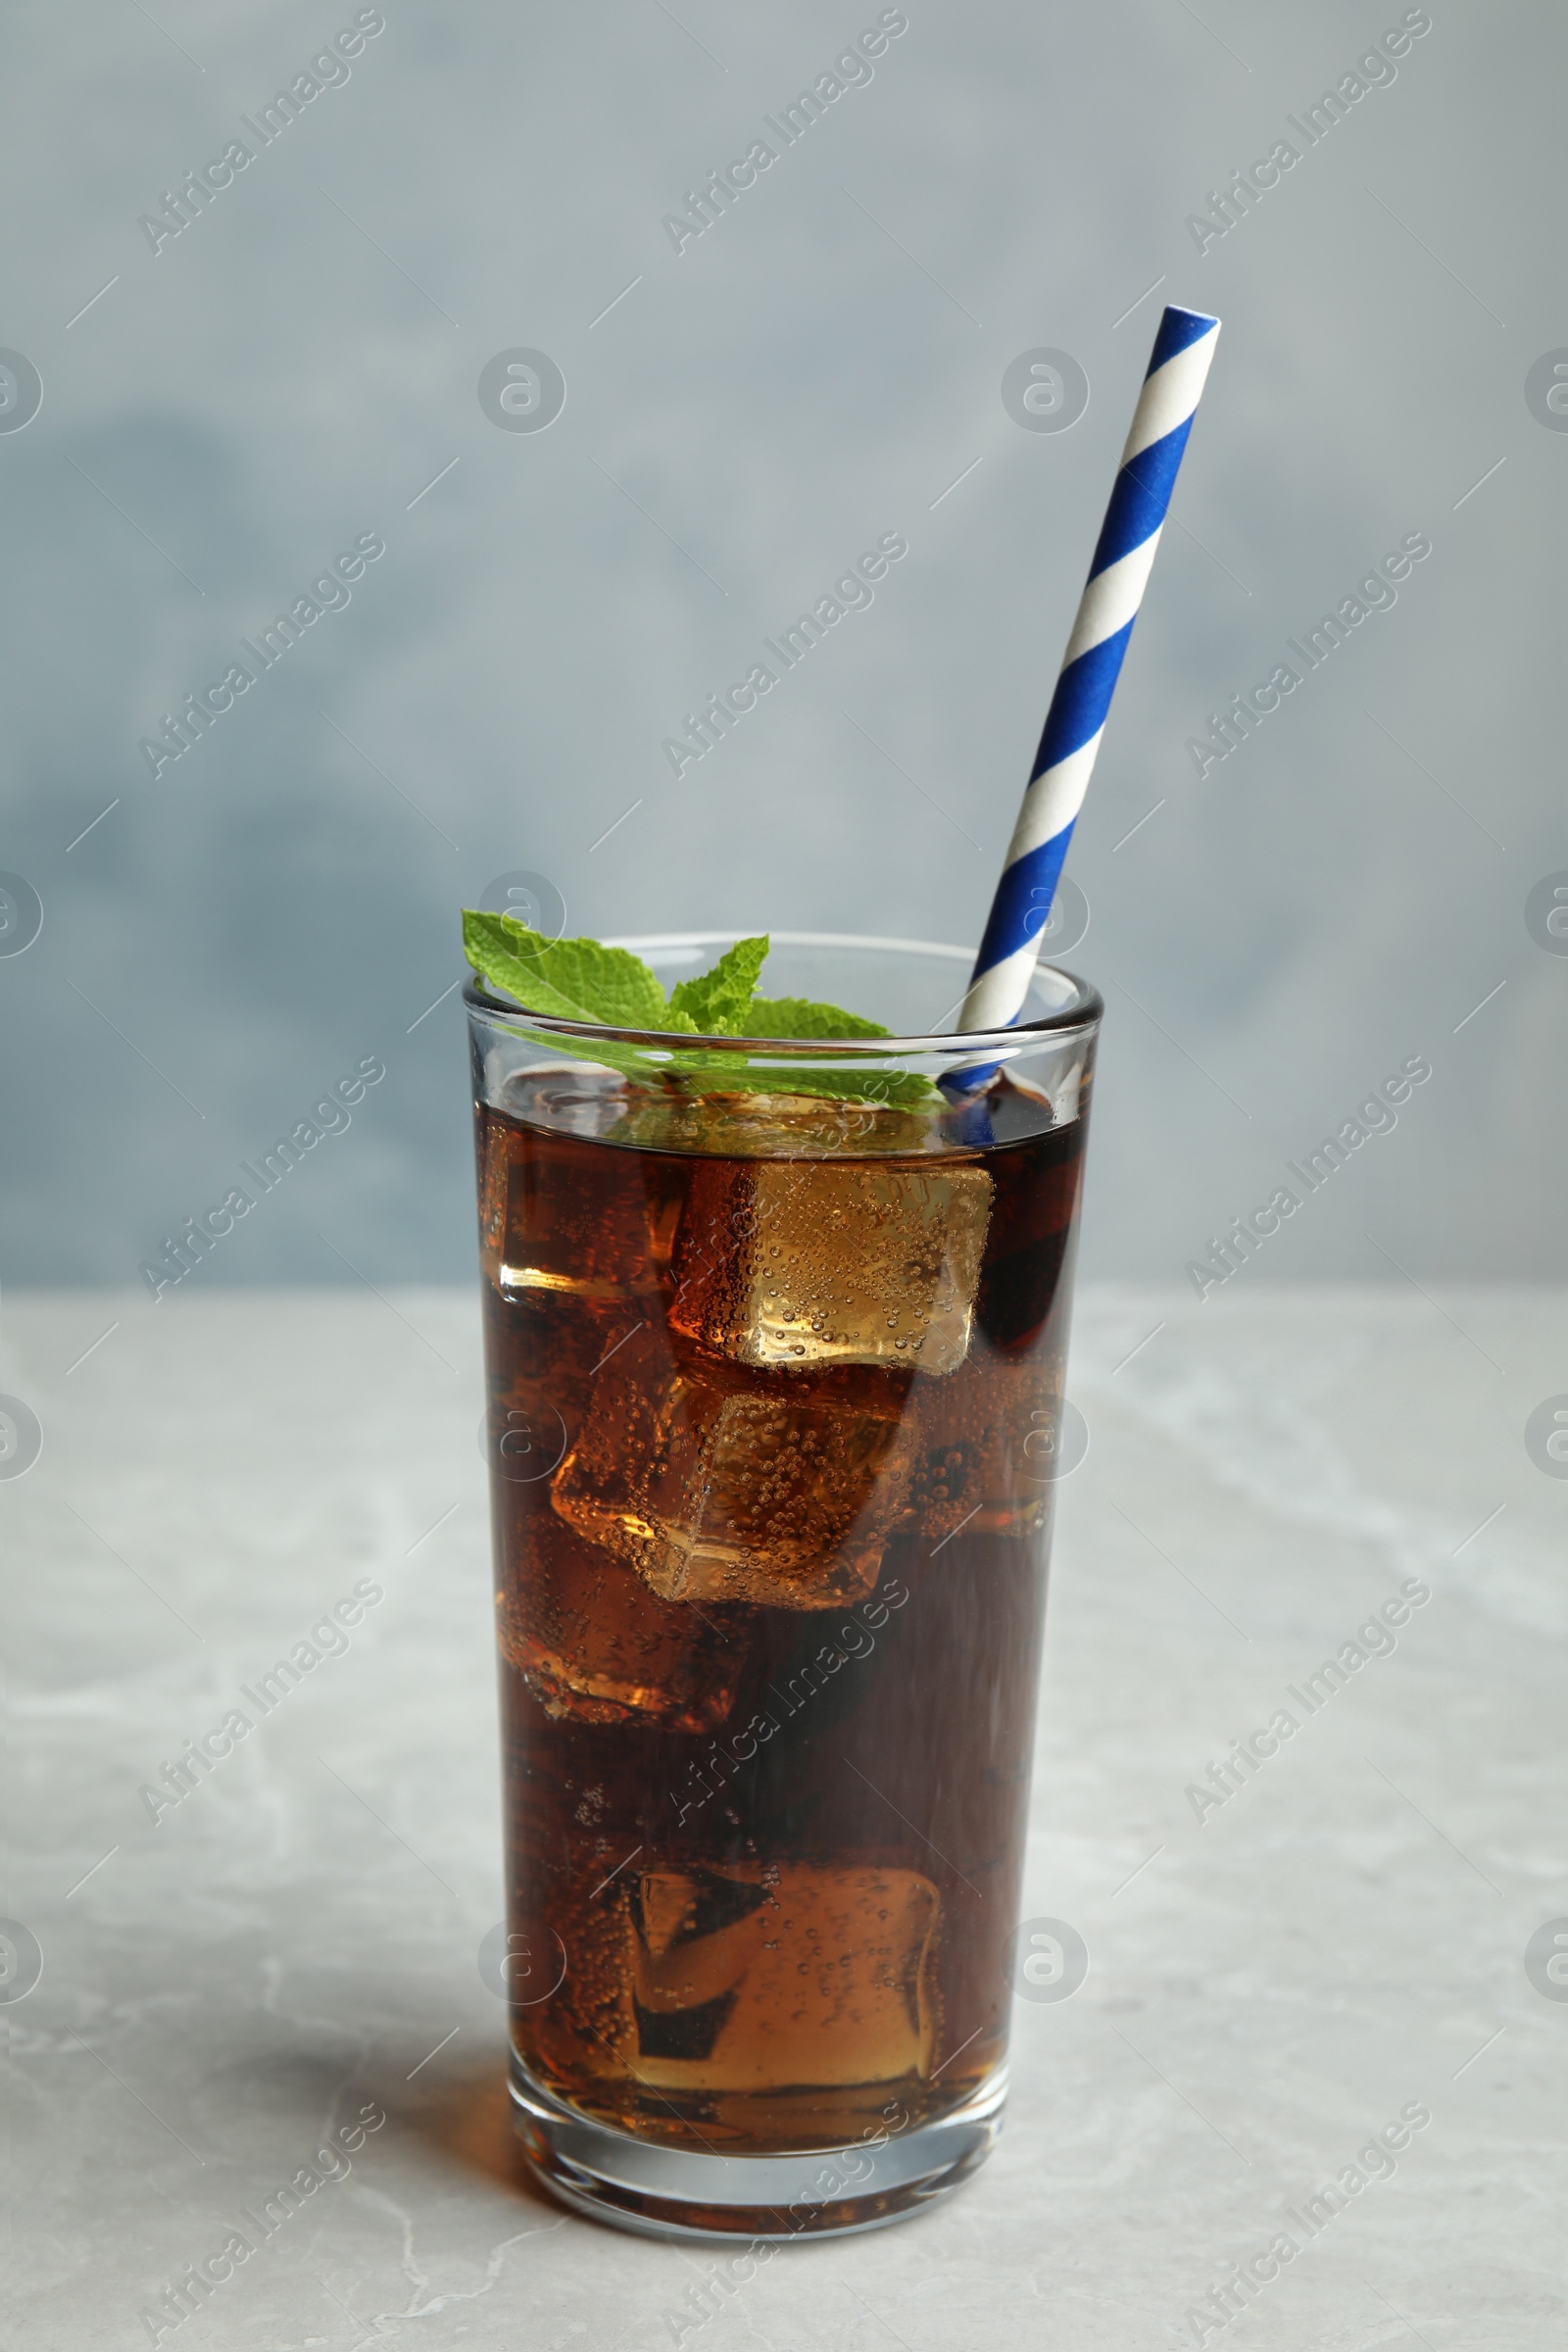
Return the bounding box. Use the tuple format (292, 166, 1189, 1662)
(509, 2057, 1006, 2241)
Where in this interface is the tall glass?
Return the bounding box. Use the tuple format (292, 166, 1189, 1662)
(466, 936, 1101, 2239)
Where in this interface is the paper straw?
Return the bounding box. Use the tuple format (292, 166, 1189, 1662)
(956, 304, 1221, 1043)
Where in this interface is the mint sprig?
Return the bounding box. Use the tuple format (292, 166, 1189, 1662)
(461, 915, 934, 1104)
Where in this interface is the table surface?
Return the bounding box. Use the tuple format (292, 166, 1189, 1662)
(4, 1284, 1564, 2351)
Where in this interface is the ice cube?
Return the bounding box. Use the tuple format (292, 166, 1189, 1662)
(894, 1356, 1061, 1545)
(479, 1109, 680, 1303)
(552, 1350, 914, 1610)
(614, 1861, 939, 2089)
(495, 1512, 746, 1732)
(670, 1158, 992, 1376)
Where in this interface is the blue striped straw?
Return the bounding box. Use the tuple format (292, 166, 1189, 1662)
(956, 304, 1221, 1046)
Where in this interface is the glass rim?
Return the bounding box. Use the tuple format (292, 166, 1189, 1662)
(462, 929, 1102, 1057)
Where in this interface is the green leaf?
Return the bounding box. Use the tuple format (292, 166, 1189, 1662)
(529, 933, 696, 1031)
(741, 995, 892, 1041)
(462, 913, 596, 1021)
(669, 935, 770, 1034)
(462, 913, 697, 1032)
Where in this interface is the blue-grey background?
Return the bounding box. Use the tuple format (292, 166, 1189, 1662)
(2, 0, 1562, 1296)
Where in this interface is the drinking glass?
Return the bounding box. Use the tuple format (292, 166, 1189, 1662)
(466, 935, 1101, 2239)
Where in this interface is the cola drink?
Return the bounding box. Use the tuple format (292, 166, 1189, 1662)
(475, 1055, 1090, 2210)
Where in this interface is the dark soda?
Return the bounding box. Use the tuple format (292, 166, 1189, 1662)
(477, 1067, 1086, 2156)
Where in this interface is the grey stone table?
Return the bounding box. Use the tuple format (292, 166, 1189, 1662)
(4, 1286, 1564, 2350)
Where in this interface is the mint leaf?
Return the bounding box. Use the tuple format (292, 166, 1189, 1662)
(462, 913, 696, 1032)
(462, 913, 600, 1022)
(669, 935, 770, 1034)
(523, 932, 695, 1031)
(741, 995, 891, 1042)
